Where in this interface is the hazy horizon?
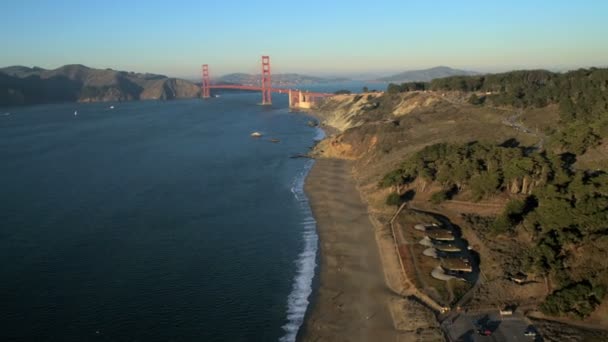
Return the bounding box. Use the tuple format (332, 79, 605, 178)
(1, 0, 607, 79)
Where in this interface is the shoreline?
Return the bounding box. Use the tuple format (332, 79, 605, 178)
(298, 156, 397, 341)
(296, 115, 442, 341)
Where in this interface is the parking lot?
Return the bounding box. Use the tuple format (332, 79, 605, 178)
(443, 311, 542, 342)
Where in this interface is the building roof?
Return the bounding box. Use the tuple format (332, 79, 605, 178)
(426, 228, 454, 241)
(441, 258, 473, 272)
(434, 243, 461, 252)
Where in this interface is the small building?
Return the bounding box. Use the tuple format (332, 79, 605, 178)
(440, 257, 473, 273)
(426, 228, 455, 241)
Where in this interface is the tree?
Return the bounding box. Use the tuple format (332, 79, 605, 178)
(430, 189, 449, 204)
(334, 89, 351, 95)
(387, 83, 401, 94)
(386, 192, 404, 206)
(468, 94, 485, 105)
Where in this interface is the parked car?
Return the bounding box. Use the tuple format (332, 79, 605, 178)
(524, 326, 537, 337)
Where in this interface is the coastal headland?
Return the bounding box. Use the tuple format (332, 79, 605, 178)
(300, 76, 608, 341)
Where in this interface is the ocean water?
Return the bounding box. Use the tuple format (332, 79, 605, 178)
(0, 93, 321, 341)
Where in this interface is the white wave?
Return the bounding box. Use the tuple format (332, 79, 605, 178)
(313, 127, 326, 141)
(280, 159, 318, 342)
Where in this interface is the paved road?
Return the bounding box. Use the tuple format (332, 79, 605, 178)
(444, 311, 539, 342)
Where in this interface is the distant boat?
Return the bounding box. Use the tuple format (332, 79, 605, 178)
(251, 132, 263, 138)
(269, 138, 280, 143)
(74, 111, 78, 116)
(3, 112, 9, 116)
(109, 105, 115, 109)
(214, 95, 220, 98)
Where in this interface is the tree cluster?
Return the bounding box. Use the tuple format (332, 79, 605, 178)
(387, 82, 428, 94)
(381, 141, 608, 317)
(379, 142, 548, 200)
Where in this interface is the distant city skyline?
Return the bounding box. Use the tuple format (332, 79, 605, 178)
(1, 0, 607, 79)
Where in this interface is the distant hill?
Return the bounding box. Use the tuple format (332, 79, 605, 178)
(0, 64, 200, 106)
(216, 73, 350, 86)
(376, 66, 479, 83)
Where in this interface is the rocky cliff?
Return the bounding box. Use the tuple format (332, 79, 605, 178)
(311, 91, 542, 195)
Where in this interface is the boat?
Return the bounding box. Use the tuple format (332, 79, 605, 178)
(251, 132, 263, 138)
(74, 111, 78, 116)
(109, 105, 114, 109)
(214, 95, 220, 98)
(269, 138, 280, 143)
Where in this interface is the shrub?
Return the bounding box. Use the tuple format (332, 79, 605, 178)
(470, 172, 501, 200)
(468, 94, 485, 105)
(430, 190, 449, 204)
(334, 89, 351, 95)
(540, 282, 604, 318)
(386, 192, 404, 206)
(490, 216, 511, 234)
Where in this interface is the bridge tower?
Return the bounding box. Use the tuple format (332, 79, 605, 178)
(261, 56, 272, 105)
(201, 64, 210, 99)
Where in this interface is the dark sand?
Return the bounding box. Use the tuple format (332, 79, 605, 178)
(300, 158, 397, 341)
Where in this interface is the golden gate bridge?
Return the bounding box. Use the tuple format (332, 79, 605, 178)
(201, 56, 334, 109)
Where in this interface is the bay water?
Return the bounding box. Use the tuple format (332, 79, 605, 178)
(0, 93, 321, 341)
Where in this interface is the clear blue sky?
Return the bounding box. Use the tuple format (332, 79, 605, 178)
(1, 0, 607, 78)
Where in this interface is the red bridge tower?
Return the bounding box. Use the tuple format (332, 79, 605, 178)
(201, 64, 210, 98)
(261, 56, 272, 105)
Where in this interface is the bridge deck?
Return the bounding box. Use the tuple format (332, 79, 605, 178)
(208, 84, 333, 97)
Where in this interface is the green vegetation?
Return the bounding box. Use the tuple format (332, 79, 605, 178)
(387, 82, 428, 94)
(379, 141, 548, 199)
(386, 68, 608, 154)
(486, 198, 529, 234)
(382, 140, 608, 318)
(386, 192, 404, 206)
(540, 282, 606, 319)
(430, 189, 449, 204)
(334, 89, 351, 95)
(468, 93, 485, 105)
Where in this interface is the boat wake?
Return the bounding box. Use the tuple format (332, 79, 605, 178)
(280, 158, 318, 342)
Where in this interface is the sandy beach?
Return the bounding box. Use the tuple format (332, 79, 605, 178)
(299, 158, 397, 341)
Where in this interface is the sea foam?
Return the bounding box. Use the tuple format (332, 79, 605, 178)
(280, 148, 320, 341)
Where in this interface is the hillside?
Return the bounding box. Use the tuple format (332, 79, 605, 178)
(311, 68, 608, 333)
(376, 66, 479, 83)
(0, 65, 200, 105)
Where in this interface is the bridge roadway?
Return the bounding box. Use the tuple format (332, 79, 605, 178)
(208, 84, 333, 97)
